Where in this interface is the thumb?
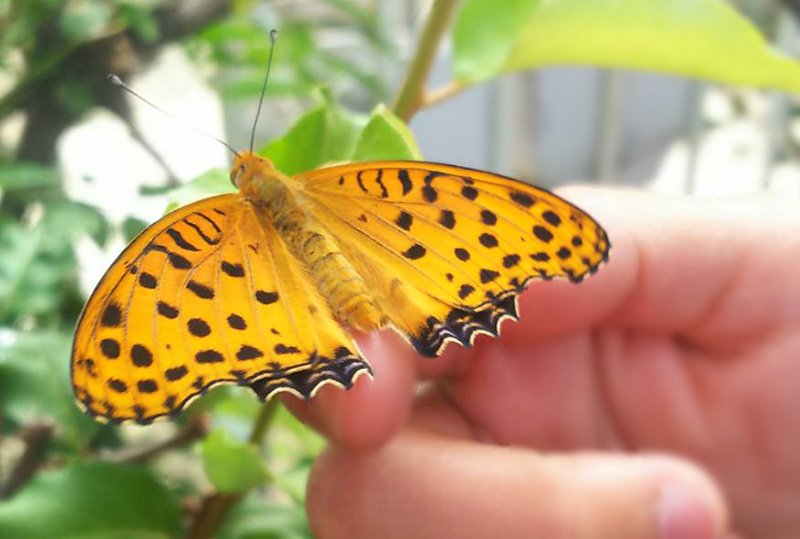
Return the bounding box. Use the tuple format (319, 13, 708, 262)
(307, 425, 729, 539)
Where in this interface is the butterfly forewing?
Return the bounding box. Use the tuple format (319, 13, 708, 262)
(296, 161, 610, 355)
(71, 194, 369, 424)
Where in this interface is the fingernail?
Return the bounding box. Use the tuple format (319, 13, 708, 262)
(658, 482, 718, 539)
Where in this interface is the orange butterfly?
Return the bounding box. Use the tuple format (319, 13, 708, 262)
(71, 150, 609, 424)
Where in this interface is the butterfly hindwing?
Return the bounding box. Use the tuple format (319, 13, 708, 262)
(71, 194, 369, 424)
(296, 161, 610, 355)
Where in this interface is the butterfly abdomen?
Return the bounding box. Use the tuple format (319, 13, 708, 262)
(259, 180, 383, 332)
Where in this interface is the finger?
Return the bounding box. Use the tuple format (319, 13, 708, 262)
(307, 423, 729, 539)
(281, 329, 417, 452)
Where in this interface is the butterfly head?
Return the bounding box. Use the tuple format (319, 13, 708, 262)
(230, 151, 275, 189)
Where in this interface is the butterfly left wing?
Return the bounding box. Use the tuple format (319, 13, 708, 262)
(72, 194, 370, 424)
(295, 161, 610, 356)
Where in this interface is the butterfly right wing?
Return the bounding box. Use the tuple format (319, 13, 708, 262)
(72, 194, 369, 424)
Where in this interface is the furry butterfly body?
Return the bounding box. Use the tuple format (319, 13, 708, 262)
(71, 152, 610, 424)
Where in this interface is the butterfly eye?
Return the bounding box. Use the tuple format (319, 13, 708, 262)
(231, 165, 245, 187)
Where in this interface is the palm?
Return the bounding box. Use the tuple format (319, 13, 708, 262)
(288, 190, 800, 539)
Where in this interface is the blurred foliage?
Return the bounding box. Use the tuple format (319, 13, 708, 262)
(453, 0, 800, 93)
(1, 0, 798, 537)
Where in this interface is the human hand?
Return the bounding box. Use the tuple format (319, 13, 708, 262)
(284, 189, 800, 539)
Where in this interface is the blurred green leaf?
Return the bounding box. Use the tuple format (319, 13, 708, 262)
(165, 168, 233, 212)
(453, 0, 800, 95)
(217, 492, 311, 539)
(0, 330, 97, 447)
(261, 90, 367, 175)
(0, 163, 60, 191)
(202, 430, 271, 493)
(0, 199, 109, 321)
(42, 198, 110, 247)
(59, 0, 113, 43)
(0, 461, 180, 539)
(352, 104, 421, 162)
(121, 216, 148, 243)
(118, 2, 159, 43)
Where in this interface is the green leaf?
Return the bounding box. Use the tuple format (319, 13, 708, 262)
(121, 216, 148, 243)
(0, 199, 109, 321)
(118, 2, 159, 43)
(59, 0, 113, 43)
(0, 163, 60, 191)
(217, 492, 311, 539)
(0, 330, 98, 447)
(164, 168, 233, 212)
(352, 104, 422, 162)
(201, 430, 271, 493)
(453, 0, 800, 95)
(0, 461, 180, 539)
(260, 89, 367, 175)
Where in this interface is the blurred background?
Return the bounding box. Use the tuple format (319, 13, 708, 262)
(0, 1, 798, 538)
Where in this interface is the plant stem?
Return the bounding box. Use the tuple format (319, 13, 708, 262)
(185, 400, 279, 539)
(392, 0, 461, 123)
(107, 415, 208, 464)
(423, 80, 468, 109)
(0, 422, 53, 499)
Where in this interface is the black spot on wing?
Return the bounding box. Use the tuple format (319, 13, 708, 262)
(221, 261, 245, 277)
(138, 272, 157, 289)
(461, 186, 478, 200)
(403, 244, 426, 260)
(480, 269, 500, 284)
(108, 379, 128, 393)
(458, 284, 475, 299)
(100, 338, 120, 359)
(256, 290, 279, 305)
(395, 211, 413, 231)
(480, 210, 497, 226)
(510, 191, 535, 208)
(503, 254, 521, 268)
(187, 280, 214, 299)
(227, 313, 246, 330)
(479, 233, 498, 248)
(275, 344, 301, 354)
(188, 318, 211, 337)
(398, 169, 412, 196)
(101, 302, 123, 327)
(131, 344, 153, 367)
(439, 210, 456, 229)
(137, 379, 158, 393)
(542, 210, 562, 227)
(196, 350, 224, 363)
(167, 228, 199, 251)
(157, 301, 179, 319)
(375, 169, 388, 198)
(165, 365, 188, 381)
(533, 225, 554, 243)
(422, 185, 437, 203)
(237, 345, 263, 361)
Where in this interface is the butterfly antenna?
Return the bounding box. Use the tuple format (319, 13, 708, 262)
(107, 74, 240, 157)
(249, 29, 278, 153)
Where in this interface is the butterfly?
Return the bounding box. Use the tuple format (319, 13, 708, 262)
(71, 152, 610, 424)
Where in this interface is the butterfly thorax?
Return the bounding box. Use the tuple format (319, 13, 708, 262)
(232, 152, 384, 332)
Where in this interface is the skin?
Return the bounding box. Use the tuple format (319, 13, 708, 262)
(282, 188, 800, 539)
